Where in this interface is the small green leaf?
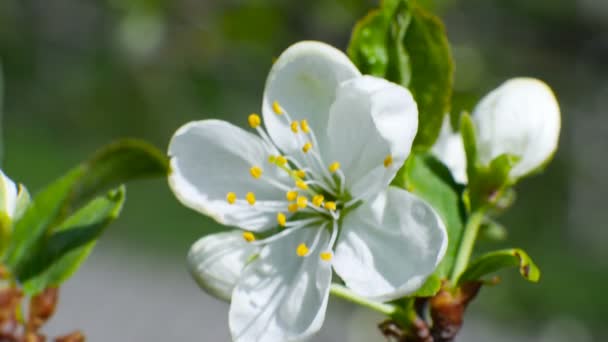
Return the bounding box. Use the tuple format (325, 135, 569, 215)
(348, 0, 454, 149)
(458, 248, 541, 285)
(4, 139, 168, 284)
(21, 187, 125, 295)
(393, 152, 465, 278)
(411, 274, 441, 297)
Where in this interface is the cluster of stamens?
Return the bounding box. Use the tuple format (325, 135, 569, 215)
(226, 101, 393, 261)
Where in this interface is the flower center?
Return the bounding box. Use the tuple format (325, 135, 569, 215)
(226, 101, 391, 261)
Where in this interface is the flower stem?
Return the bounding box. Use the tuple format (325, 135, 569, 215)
(450, 210, 485, 285)
(330, 284, 397, 316)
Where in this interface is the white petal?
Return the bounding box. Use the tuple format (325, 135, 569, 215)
(230, 227, 332, 342)
(327, 76, 418, 199)
(188, 231, 259, 302)
(333, 187, 447, 302)
(168, 120, 289, 231)
(472, 78, 561, 179)
(431, 116, 468, 184)
(0, 170, 18, 218)
(262, 41, 360, 155)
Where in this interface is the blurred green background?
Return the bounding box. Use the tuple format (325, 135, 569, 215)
(0, 0, 606, 341)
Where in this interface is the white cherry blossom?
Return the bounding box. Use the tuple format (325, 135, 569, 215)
(169, 41, 447, 342)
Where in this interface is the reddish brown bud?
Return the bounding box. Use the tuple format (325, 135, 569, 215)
(28, 288, 59, 332)
(429, 281, 482, 342)
(0, 288, 23, 324)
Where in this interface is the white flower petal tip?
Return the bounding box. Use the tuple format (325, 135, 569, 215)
(229, 228, 332, 342)
(187, 231, 259, 302)
(0, 169, 18, 219)
(473, 77, 561, 179)
(262, 41, 360, 154)
(431, 116, 467, 184)
(333, 187, 448, 302)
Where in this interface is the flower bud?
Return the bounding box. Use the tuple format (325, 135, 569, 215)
(472, 78, 560, 179)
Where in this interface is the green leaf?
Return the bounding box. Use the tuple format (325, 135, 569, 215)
(411, 273, 442, 297)
(405, 4, 453, 148)
(4, 139, 168, 285)
(458, 248, 541, 285)
(393, 152, 465, 278)
(347, 0, 454, 149)
(21, 187, 125, 294)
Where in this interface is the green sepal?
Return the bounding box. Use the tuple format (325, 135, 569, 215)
(460, 113, 519, 210)
(21, 187, 125, 295)
(457, 248, 541, 285)
(4, 139, 168, 287)
(347, 0, 453, 149)
(393, 152, 465, 278)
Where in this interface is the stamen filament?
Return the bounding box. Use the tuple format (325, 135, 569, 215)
(250, 218, 324, 246)
(261, 176, 292, 192)
(329, 219, 339, 247)
(305, 180, 338, 197)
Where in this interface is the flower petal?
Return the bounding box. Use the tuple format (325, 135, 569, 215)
(327, 76, 418, 199)
(472, 77, 561, 179)
(262, 41, 360, 155)
(188, 231, 259, 302)
(431, 116, 467, 184)
(333, 187, 447, 302)
(229, 227, 332, 342)
(168, 120, 289, 231)
(0, 170, 18, 218)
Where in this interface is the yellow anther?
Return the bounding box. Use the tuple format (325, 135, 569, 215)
(250, 166, 263, 179)
(295, 170, 306, 178)
(268, 155, 276, 164)
(312, 194, 324, 207)
(277, 212, 287, 227)
(248, 113, 261, 128)
(302, 142, 313, 153)
(286, 190, 298, 201)
(246, 192, 256, 205)
(226, 192, 237, 204)
(290, 121, 299, 133)
(243, 232, 256, 242)
(297, 196, 308, 209)
(275, 155, 287, 166)
(329, 162, 341, 173)
(384, 155, 393, 168)
(272, 101, 284, 115)
(296, 243, 309, 257)
(300, 120, 310, 133)
(324, 201, 337, 211)
(296, 180, 309, 190)
(320, 252, 333, 261)
(288, 203, 299, 213)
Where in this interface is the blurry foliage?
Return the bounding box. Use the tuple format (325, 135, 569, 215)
(0, 0, 606, 339)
